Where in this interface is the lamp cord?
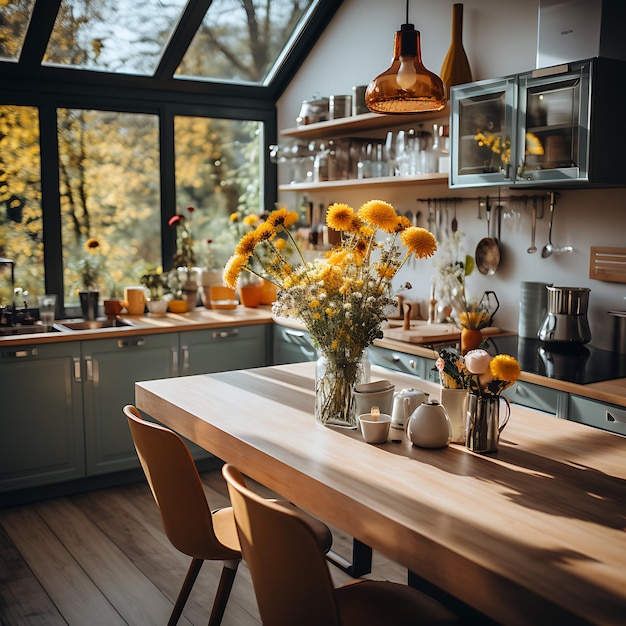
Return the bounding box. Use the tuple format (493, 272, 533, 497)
(405, 0, 409, 23)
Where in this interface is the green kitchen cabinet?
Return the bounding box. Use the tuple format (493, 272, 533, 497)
(368, 345, 437, 382)
(0, 342, 85, 492)
(179, 325, 270, 375)
(273, 324, 316, 365)
(81, 333, 178, 475)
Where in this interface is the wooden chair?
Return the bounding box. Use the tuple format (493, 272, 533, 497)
(124, 405, 332, 625)
(222, 463, 460, 626)
(124, 405, 240, 625)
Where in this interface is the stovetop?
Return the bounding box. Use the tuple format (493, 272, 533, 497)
(479, 335, 626, 385)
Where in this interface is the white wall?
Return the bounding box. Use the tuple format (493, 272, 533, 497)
(277, 0, 626, 351)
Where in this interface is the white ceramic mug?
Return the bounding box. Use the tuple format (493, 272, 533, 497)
(358, 413, 391, 444)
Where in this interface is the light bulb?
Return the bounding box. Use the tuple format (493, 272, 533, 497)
(396, 56, 417, 89)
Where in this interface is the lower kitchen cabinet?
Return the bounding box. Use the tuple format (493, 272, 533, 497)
(82, 333, 179, 475)
(568, 395, 626, 437)
(273, 324, 317, 364)
(502, 380, 568, 419)
(180, 325, 270, 375)
(0, 342, 85, 492)
(368, 345, 437, 382)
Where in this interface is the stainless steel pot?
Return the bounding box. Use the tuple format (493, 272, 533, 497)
(538, 286, 591, 344)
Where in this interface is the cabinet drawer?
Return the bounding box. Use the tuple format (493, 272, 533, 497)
(503, 381, 567, 418)
(568, 396, 626, 437)
(368, 346, 436, 381)
(273, 325, 316, 364)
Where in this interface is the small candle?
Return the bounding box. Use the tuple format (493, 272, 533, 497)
(370, 406, 380, 421)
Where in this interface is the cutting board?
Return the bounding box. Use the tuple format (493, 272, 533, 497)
(384, 321, 501, 344)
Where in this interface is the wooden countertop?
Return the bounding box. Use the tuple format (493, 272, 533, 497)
(136, 362, 626, 625)
(2, 307, 624, 409)
(0, 306, 274, 346)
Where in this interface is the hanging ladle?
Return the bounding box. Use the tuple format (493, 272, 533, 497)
(541, 192, 573, 258)
(475, 199, 500, 275)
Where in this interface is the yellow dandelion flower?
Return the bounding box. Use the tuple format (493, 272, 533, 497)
(313, 312, 320, 320)
(331, 339, 338, 351)
(229, 213, 239, 222)
(255, 221, 274, 242)
(223, 254, 247, 288)
(400, 227, 437, 259)
(358, 200, 398, 233)
(489, 354, 521, 384)
(274, 238, 287, 251)
(243, 214, 260, 227)
(325, 308, 334, 316)
(309, 299, 320, 308)
(235, 231, 260, 257)
(326, 203, 355, 231)
(326, 249, 349, 266)
(266, 207, 298, 230)
(359, 224, 374, 239)
(396, 215, 412, 231)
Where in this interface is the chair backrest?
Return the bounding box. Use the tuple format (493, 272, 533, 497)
(124, 405, 223, 558)
(222, 464, 341, 626)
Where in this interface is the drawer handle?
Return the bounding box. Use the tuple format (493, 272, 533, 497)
(2, 348, 37, 358)
(606, 408, 626, 424)
(284, 329, 305, 338)
(409, 359, 416, 369)
(213, 329, 239, 339)
(118, 338, 146, 348)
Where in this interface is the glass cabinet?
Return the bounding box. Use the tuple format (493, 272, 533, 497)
(450, 58, 626, 188)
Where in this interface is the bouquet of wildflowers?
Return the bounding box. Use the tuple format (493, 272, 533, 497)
(224, 200, 437, 426)
(435, 347, 472, 389)
(464, 349, 521, 398)
(224, 200, 437, 360)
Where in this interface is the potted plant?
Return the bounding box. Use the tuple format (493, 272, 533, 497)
(141, 272, 168, 315)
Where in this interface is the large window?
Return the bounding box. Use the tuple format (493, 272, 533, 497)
(58, 109, 161, 303)
(0, 104, 43, 305)
(174, 115, 262, 269)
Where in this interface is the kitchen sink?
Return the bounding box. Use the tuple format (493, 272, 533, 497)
(0, 324, 59, 336)
(53, 318, 137, 332)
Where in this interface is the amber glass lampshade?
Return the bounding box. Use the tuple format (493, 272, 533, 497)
(366, 23, 446, 114)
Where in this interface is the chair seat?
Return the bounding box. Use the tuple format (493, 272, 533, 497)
(213, 501, 332, 555)
(335, 579, 459, 625)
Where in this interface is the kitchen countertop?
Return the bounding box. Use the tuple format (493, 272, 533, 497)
(2, 307, 625, 408)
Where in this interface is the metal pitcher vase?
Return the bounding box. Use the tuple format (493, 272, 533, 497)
(466, 394, 510, 453)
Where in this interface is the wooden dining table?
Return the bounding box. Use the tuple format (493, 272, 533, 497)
(135, 362, 626, 626)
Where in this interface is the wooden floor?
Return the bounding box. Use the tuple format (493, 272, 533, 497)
(0, 470, 406, 625)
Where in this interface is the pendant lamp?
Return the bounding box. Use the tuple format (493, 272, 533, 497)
(366, 0, 446, 114)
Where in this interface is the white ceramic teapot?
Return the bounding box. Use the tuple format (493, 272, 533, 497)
(391, 388, 428, 430)
(407, 400, 451, 449)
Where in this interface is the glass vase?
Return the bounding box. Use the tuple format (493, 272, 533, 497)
(315, 349, 370, 428)
(79, 291, 99, 321)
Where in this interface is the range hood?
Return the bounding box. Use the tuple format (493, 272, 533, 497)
(537, 0, 626, 69)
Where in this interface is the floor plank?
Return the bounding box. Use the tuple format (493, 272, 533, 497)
(0, 470, 408, 625)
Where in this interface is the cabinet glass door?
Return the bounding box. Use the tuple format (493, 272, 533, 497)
(450, 77, 517, 187)
(516, 63, 590, 184)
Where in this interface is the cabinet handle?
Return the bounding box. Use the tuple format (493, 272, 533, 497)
(182, 346, 190, 375)
(212, 329, 239, 339)
(2, 347, 37, 358)
(606, 407, 626, 425)
(73, 357, 82, 382)
(392, 355, 400, 362)
(117, 338, 146, 348)
(85, 356, 93, 382)
(409, 359, 416, 369)
(284, 329, 305, 338)
(171, 348, 178, 375)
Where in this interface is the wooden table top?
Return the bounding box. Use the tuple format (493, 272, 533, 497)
(135, 362, 626, 626)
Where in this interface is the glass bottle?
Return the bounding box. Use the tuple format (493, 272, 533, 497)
(440, 3, 473, 98)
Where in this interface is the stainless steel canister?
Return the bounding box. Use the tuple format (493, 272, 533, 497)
(518, 281, 551, 338)
(329, 95, 352, 120)
(352, 85, 368, 115)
